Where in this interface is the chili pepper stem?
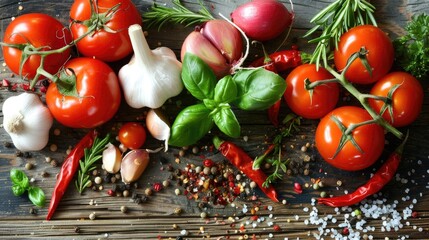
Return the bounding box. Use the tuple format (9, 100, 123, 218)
(212, 136, 223, 150)
(253, 144, 275, 170)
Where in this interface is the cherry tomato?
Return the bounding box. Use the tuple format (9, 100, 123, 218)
(369, 72, 424, 127)
(118, 122, 147, 149)
(315, 106, 385, 171)
(46, 57, 121, 128)
(284, 64, 339, 119)
(69, 0, 142, 62)
(2, 13, 72, 80)
(334, 25, 394, 84)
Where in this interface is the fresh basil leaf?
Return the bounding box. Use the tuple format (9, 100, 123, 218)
(169, 103, 214, 147)
(12, 184, 26, 196)
(213, 105, 241, 138)
(233, 68, 286, 110)
(181, 53, 216, 100)
(28, 186, 46, 207)
(214, 75, 237, 103)
(203, 98, 217, 110)
(10, 169, 29, 189)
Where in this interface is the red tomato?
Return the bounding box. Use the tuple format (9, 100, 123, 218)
(46, 58, 121, 128)
(315, 106, 385, 171)
(284, 64, 339, 119)
(334, 25, 394, 84)
(69, 0, 142, 62)
(2, 13, 72, 80)
(118, 122, 147, 149)
(369, 72, 424, 127)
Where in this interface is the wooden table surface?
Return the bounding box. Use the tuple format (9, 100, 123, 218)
(1, 0, 429, 239)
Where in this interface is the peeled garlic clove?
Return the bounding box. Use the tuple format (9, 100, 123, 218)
(102, 143, 122, 174)
(121, 149, 150, 184)
(146, 109, 170, 151)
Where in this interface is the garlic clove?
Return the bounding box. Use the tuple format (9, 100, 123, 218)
(102, 143, 122, 174)
(146, 109, 170, 151)
(121, 149, 150, 184)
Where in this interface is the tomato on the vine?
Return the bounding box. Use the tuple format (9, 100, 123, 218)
(2, 13, 72, 80)
(369, 71, 424, 127)
(284, 64, 339, 119)
(46, 57, 121, 128)
(315, 106, 385, 171)
(118, 122, 147, 149)
(69, 0, 142, 62)
(334, 25, 394, 84)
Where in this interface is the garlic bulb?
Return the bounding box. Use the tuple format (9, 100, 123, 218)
(2, 92, 53, 151)
(146, 109, 170, 151)
(118, 24, 183, 109)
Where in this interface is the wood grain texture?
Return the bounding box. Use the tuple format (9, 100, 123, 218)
(1, 0, 429, 239)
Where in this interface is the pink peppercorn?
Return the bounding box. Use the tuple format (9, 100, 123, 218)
(294, 182, 303, 194)
(153, 182, 163, 192)
(203, 159, 214, 167)
(107, 189, 115, 196)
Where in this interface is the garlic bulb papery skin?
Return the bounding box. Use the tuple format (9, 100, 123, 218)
(2, 92, 53, 151)
(146, 109, 170, 151)
(118, 24, 183, 109)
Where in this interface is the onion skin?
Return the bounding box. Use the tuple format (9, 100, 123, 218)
(231, 0, 293, 41)
(181, 20, 243, 78)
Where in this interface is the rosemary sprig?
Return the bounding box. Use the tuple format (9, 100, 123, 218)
(303, 0, 377, 69)
(259, 113, 301, 187)
(75, 134, 111, 194)
(142, 0, 215, 29)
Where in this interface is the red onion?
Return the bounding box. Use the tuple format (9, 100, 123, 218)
(231, 0, 294, 41)
(181, 20, 243, 78)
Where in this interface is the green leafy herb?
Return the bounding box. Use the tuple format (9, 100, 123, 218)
(143, 0, 215, 29)
(232, 68, 287, 111)
(169, 103, 214, 147)
(304, 0, 377, 69)
(169, 53, 286, 147)
(253, 114, 301, 187)
(75, 134, 111, 194)
(10, 169, 46, 207)
(394, 13, 429, 80)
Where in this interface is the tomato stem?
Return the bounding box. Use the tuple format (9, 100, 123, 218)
(325, 63, 403, 139)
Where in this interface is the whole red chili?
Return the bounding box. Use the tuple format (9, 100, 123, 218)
(46, 129, 97, 220)
(249, 49, 304, 73)
(318, 132, 408, 207)
(213, 136, 279, 202)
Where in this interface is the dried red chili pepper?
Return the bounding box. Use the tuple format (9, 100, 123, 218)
(46, 129, 97, 220)
(317, 133, 408, 207)
(213, 136, 279, 202)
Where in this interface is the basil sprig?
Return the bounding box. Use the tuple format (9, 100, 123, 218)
(10, 169, 46, 207)
(169, 53, 286, 147)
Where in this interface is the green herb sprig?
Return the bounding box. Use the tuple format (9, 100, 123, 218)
(10, 169, 46, 207)
(256, 114, 301, 187)
(75, 134, 111, 194)
(394, 13, 429, 80)
(143, 0, 215, 29)
(303, 0, 377, 69)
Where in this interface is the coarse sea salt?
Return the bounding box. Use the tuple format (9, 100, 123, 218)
(302, 163, 425, 240)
